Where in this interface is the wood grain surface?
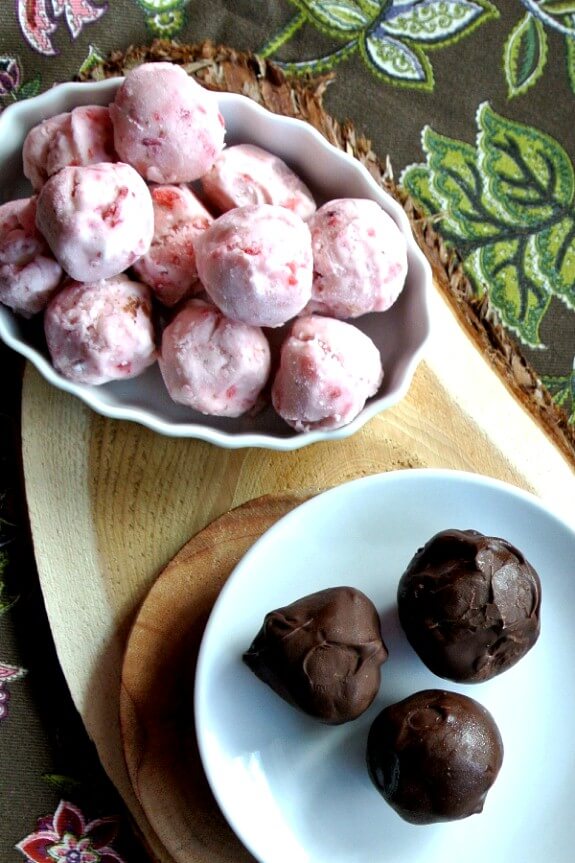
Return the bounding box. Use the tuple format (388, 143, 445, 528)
(121, 492, 310, 863)
(21, 288, 575, 860)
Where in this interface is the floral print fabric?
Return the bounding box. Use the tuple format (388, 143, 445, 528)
(17, 801, 125, 863)
(0, 1, 573, 858)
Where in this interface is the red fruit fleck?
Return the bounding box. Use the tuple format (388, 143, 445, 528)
(153, 188, 180, 209)
(226, 386, 237, 399)
(385, 261, 403, 282)
(287, 260, 298, 285)
(101, 187, 128, 227)
(101, 202, 119, 225)
(300, 356, 317, 378)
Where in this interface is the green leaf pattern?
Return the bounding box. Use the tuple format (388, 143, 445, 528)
(541, 1, 575, 14)
(503, 14, 548, 98)
(14, 74, 41, 100)
(0, 558, 17, 617)
(135, 0, 188, 37)
(535, 216, 575, 306)
(566, 17, 575, 94)
(402, 103, 575, 346)
(293, 0, 369, 34)
(361, 32, 432, 86)
(261, 0, 499, 88)
(503, 3, 575, 98)
(542, 367, 575, 422)
(480, 238, 551, 345)
(421, 128, 502, 243)
(476, 103, 574, 227)
(381, 0, 493, 44)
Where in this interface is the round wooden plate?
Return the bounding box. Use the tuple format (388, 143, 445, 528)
(120, 491, 313, 863)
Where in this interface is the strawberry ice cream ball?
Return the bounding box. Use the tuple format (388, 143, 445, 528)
(110, 62, 225, 183)
(304, 198, 408, 318)
(36, 162, 154, 282)
(200, 144, 316, 220)
(23, 106, 116, 191)
(0, 197, 63, 317)
(159, 299, 271, 417)
(44, 274, 156, 385)
(132, 184, 213, 307)
(272, 315, 383, 432)
(194, 204, 312, 328)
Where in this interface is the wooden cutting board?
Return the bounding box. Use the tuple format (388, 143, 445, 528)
(19, 42, 575, 861)
(20, 281, 575, 862)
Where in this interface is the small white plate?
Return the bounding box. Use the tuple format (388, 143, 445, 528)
(195, 469, 575, 863)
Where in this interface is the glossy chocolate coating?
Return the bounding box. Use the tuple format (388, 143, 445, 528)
(243, 586, 388, 724)
(397, 529, 541, 682)
(367, 689, 504, 824)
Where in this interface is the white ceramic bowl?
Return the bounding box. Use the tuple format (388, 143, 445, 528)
(0, 77, 431, 450)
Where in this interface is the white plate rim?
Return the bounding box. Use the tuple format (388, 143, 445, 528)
(194, 467, 575, 862)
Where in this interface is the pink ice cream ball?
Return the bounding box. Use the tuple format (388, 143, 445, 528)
(23, 105, 117, 192)
(35, 161, 154, 283)
(44, 274, 157, 385)
(109, 62, 226, 184)
(194, 203, 313, 328)
(271, 315, 383, 432)
(159, 299, 271, 417)
(303, 198, 408, 319)
(200, 144, 316, 220)
(0, 197, 63, 317)
(132, 184, 213, 307)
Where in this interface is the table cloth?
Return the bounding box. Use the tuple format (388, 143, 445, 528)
(1, 2, 574, 861)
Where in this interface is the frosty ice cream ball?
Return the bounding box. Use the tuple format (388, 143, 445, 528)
(159, 299, 271, 417)
(304, 198, 407, 318)
(133, 184, 213, 307)
(23, 105, 116, 191)
(194, 203, 313, 328)
(36, 162, 154, 282)
(44, 274, 156, 385)
(110, 62, 225, 183)
(0, 197, 63, 317)
(272, 315, 383, 431)
(200, 144, 316, 220)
